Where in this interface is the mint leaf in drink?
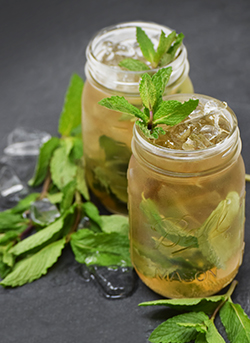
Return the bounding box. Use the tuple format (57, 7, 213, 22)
(149, 312, 208, 343)
(136, 27, 156, 65)
(160, 32, 185, 66)
(0, 237, 66, 287)
(119, 58, 150, 71)
(154, 30, 177, 66)
(98, 96, 148, 122)
(70, 229, 132, 267)
(153, 99, 199, 125)
(219, 299, 250, 343)
(151, 67, 172, 105)
(58, 74, 84, 136)
(139, 73, 157, 110)
(100, 215, 129, 235)
(28, 137, 60, 187)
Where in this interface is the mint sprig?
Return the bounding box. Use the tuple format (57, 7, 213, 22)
(140, 280, 250, 343)
(99, 67, 198, 139)
(119, 27, 184, 71)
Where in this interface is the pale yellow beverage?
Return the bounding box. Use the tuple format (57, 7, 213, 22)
(82, 22, 194, 214)
(128, 94, 245, 298)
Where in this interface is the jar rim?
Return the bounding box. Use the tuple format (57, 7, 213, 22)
(86, 21, 189, 91)
(133, 93, 240, 162)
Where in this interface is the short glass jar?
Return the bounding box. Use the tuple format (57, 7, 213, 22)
(82, 21, 194, 214)
(128, 93, 245, 298)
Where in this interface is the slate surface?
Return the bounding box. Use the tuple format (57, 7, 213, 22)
(0, 0, 250, 342)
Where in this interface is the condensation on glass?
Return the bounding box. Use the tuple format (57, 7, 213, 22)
(128, 94, 245, 298)
(82, 21, 194, 214)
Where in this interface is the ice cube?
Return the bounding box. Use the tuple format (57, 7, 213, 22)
(30, 198, 60, 225)
(4, 127, 51, 156)
(0, 155, 37, 183)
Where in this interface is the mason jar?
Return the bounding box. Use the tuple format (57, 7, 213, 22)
(128, 93, 245, 298)
(82, 21, 194, 214)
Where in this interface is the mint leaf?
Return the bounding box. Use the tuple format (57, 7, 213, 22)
(58, 74, 84, 136)
(60, 180, 76, 213)
(0, 231, 19, 246)
(160, 32, 184, 66)
(10, 217, 65, 256)
(47, 192, 63, 204)
(0, 212, 28, 232)
(10, 193, 40, 214)
(204, 320, 226, 343)
(119, 58, 150, 71)
(50, 140, 77, 190)
(154, 30, 177, 66)
(70, 229, 131, 267)
(139, 295, 225, 314)
(220, 299, 250, 343)
(195, 333, 207, 343)
(76, 161, 90, 200)
(196, 192, 241, 269)
(70, 137, 83, 160)
(100, 215, 129, 236)
(151, 67, 172, 106)
(98, 96, 148, 122)
(139, 73, 157, 110)
(136, 27, 155, 64)
(82, 202, 102, 227)
(149, 312, 208, 343)
(28, 137, 60, 187)
(99, 135, 131, 162)
(0, 238, 66, 287)
(153, 99, 199, 125)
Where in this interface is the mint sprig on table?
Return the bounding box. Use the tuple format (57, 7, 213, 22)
(0, 74, 131, 287)
(99, 67, 199, 139)
(140, 280, 250, 343)
(119, 27, 184, 71)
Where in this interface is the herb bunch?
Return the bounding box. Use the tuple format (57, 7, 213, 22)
(99, 67, 199, 139)
(119, 27, 184, 71)
(140, 280, 250, 343)
(0, 74, 131, 288)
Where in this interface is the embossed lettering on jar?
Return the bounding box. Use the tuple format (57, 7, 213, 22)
(128, 94, 245, 298)
(82, 21, 194, 214)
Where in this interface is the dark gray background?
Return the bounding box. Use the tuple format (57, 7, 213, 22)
(0, 0, 250, 342)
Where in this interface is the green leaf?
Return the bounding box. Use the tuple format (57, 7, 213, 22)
(139, 294, 225, 314)
(70, 137, 83, 160)
(154, 30, 177, 65)
(28, 137, 60, 187)
(220, 299, 250, 343)
(195, 333, 208, 343)
(0, 231, 19, 246)
(139, 73, 157, 110)
(204, 320, 226, 343)
(149, 312, 208, 343)
(82, 202, 102, 227)
(60, 181, 76, 213)
(119, 58, 150, 71)
(76, 161, 90, 200)
(136, 27, 156, 64)
(153, 99, 199, 125)
(136, 120, 156, 139)
(99, 135, 131, 162)
(196, 192, 241, 269)
(10, 193, 40, 214)
(0, 212, 28, 233)
(47, 192, 63, 204)
(10, 217, 65, 256)
(151, 67, 172, 107)
(100, 215, 129, 236)
(70, 229, 131, 267)
(58, 74, 84, 136)
(160, 32, 185, 66)
(98, 96, 148, 122)
(50, 140, 77, 190)
(0, 238, 66, 287)
(140, 195, 198, 248)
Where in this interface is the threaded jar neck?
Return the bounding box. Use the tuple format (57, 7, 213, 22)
(85, 21, 190, 93)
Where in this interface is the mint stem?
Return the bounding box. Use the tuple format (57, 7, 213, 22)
(40, 171, 51, 199)
(20, 223, 34, 240)
(148, 109, 153, 130)
(211, 280, 238, 320)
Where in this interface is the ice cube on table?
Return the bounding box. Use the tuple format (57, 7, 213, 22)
(4, 127, 51, 156)
(30, 198, 60, 225)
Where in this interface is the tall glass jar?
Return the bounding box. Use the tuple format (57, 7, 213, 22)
(128, 94, 245, 298)
(82, 21, 194, 214)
